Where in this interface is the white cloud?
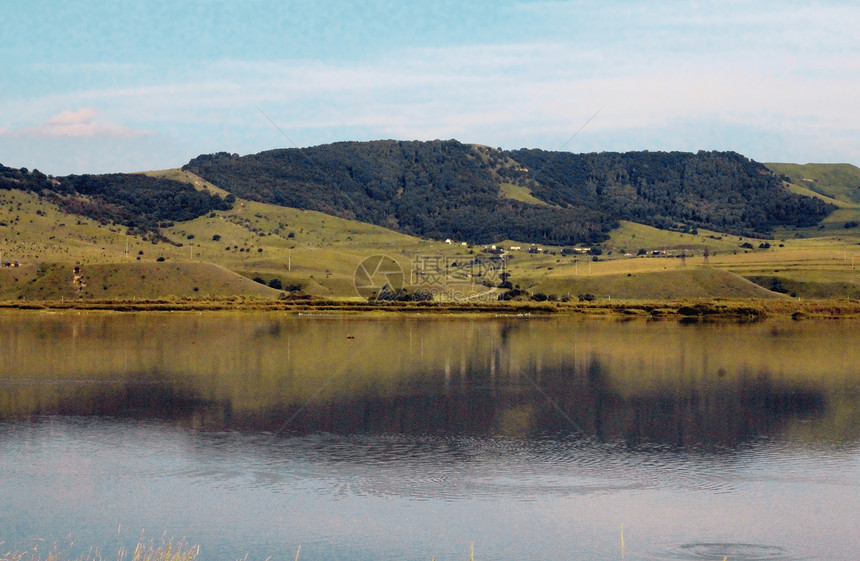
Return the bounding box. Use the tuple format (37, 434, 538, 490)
(1, 107, 146, 138)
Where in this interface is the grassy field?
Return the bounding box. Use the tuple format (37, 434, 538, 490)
(498, 182, 552, 206)
(1, 166, 858, 304)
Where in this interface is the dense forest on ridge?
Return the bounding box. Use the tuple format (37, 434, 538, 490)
(185, 140, 834, 245)
(184, 140, 615, 245)
(504, 149, 831, 233)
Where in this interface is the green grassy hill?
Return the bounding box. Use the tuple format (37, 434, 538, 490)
(765, 162, 860, 242)
(0, 261, 278, 300)
(530, 267, 781, 300)
(766, 162, 860, 205)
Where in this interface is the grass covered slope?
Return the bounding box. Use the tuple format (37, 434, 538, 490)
(0, 262, 279, 300)
(767, 162, 860, 205)
(531, 267, 782, 300)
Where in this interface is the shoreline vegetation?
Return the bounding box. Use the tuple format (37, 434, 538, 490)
(0, 540, 199, 561)
(1, 296, 859, 320)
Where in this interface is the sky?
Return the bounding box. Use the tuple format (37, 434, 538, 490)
(1, 0, 859, 175)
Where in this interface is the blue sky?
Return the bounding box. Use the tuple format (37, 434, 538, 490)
(2, 0, 859, 174)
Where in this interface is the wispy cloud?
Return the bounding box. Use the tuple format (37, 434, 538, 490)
(1, 108, 146, 138)
(3, 0, 859, 169)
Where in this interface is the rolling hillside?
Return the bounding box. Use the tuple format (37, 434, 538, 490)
(0, 261, 279, 301)
(0, 146, 857, 302)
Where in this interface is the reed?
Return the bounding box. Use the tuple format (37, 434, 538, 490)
(0, 541, 199, 561)
(129, 541, 198, 561)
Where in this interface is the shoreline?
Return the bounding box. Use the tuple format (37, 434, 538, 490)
(2, 296, 859, 320)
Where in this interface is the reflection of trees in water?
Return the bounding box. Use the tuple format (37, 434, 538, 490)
(0, 358, 835, 449)
(0, 370, 231, 427)
(1, 315, 853, 449)
(179, 358, 830, 449)
(536, 359, 828, 449)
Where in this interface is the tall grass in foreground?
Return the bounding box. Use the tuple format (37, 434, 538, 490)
(0, 541, 199, 561)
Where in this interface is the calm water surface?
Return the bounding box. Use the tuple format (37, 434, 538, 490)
(0, 312, 858, 561)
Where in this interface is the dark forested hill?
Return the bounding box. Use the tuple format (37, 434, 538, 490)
(505, 149, 834, 234)
(183, 140, 616, 245)
(0, 164, 233, 235)
(184, 140, 834, 244)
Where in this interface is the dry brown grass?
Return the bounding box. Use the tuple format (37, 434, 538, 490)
(0, 541, 198, 561)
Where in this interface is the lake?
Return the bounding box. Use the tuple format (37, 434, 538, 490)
(1, 311, 858, 561)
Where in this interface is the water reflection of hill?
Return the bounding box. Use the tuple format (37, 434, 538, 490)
(217, 358, 832, 450)
(1, 312, 857, 448)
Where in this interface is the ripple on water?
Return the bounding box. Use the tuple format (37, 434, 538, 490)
(657, 542, 792, 561)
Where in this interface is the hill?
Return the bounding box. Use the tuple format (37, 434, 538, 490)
(0, 261, 279, 300)
(507, 149, 835, 235)
(0, 163, 233, 238)
(182, 141, 616, 246)
(766, 162, 860, 205)
(530, 267, 780, 300)
(183, 141, 834, 246)
(0, 148, 857, 303)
